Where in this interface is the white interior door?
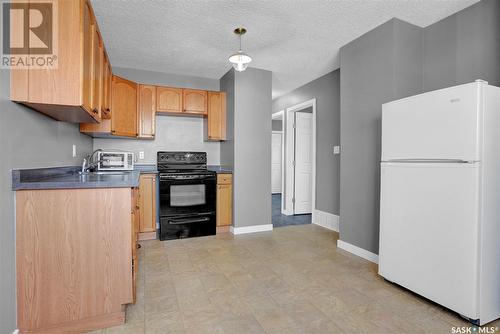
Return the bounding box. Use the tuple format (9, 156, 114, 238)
(271, 132, 282, 193)
(379, 162, 480, 319)
(294, 112, 313, 214)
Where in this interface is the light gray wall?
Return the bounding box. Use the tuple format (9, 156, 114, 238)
(94, 116, 221, 165)
(0, 69, 93, 334)
(219, 70, 235, 168)
(226, 67, 272, 228)
(423, 0, 500, 91)
(272, 70, 340, 215)
(93, 67, 221, 164)
(271, 120, 282, 132)
(339, 19, 423, 254)
(339, 0, 500, 255)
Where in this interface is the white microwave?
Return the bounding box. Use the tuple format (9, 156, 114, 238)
(97, 151, 134, 171)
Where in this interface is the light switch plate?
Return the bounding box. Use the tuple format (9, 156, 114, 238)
(72, 145, 76, 158)
(333, 146, 340, 155)
(139, 151, 145, 160)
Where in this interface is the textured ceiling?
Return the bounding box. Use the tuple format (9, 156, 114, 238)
(91, 0, 479, 98)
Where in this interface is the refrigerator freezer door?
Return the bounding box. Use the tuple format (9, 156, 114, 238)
(382, 82, 483, 162)
(379, 162, 480, 319)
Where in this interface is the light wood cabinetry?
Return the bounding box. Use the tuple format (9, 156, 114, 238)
(131, 187, 139, 304)
(157, 86, 183, 114)
(10, 0, 104, 123)
(111, 75, 138, 137)
(16, 188, 134, 333)
(91, 25, 103, 118)
(138, 85, 156, 139)
(102, 55, 112, 119)
(80, 75, 137, 137)
(216, 174, 232, 233)
(138, 174, 157, 240)
(205, 92, 227, 141)
(183, 89, 208, 115)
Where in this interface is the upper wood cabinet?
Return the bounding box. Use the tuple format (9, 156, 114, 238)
(91, 25, 103, 119)
(138, 85, 156, 139)
(183, 89, 208, 115)
(10, 0, 102, 123)
(156, 87, 183, 114)
(111, 76, 138, 137)
(80, 75, 137, 137)
(204, 92, 227, 141)
(101, 55, 112, 119)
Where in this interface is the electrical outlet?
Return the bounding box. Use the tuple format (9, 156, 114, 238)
(139, 151, 145, 160)
(72, 145, 77, 158)
(333, 146, 340, 155)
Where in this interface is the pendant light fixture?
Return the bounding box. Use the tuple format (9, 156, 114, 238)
(228, 27, 252, 72)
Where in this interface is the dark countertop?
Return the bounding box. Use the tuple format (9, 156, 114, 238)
(12, 164, 231, 190)
(12, 166, 144, 190)
(207, 165, 233, 174)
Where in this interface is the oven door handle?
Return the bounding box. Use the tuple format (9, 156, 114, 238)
(160, 175, 215, 181)
(168, 217, 211, 225)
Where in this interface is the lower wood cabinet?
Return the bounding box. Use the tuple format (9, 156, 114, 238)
(138, 173, 157, 240)
(15, 188, 135, 333)
(216, 173, 232, 233)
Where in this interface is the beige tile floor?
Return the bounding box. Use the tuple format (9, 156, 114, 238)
(90, 224, 499, 334)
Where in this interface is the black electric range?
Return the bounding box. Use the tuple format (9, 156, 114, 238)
(157, 152, 216, 240)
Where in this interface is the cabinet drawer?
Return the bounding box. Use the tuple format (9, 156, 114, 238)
(217, 173, 232, 185)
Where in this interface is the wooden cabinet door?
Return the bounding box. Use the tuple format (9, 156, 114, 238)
(206, 92, 226, 141)
(183, 89, 207, 115)
(156, 87, 182, 113)
(82, 0, 93, 112)
(138, 85, 156, 138)
(111, 75, 137, 137)
(139, 174, 157, 234)
(90, 26, 102, 119)
(216, 180, 232, 227)
(101, 55, 112, 119)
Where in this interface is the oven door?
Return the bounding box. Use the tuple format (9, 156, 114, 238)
(159, 174, 216, 216)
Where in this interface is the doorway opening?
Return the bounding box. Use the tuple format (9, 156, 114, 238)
(271, 98, 316, 228)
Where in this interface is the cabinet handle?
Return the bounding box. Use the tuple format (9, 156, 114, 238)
(137, 244, 141, 249)
(92, 108, 98, 114)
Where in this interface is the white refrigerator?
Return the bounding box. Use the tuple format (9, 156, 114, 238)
(379, 80, 500, 326)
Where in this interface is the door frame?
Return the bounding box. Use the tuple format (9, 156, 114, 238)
(283, 99, 316, 220)
(271, 130, 283, 194)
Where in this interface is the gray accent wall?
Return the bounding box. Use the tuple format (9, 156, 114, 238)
(339, 0, 500, 255)
(339, 19, 423, 254)
(272, 70, 340, 215)
(0, 69, 93, 333)
(93, 67, 221, 164)
(221, 68, 272, 228)
(219, 70, 235, 168)
(423, 0, 500, 91)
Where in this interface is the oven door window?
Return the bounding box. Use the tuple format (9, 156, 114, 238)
(170, 184, 206, 207)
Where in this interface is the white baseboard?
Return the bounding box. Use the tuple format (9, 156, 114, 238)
(312, 210, 339, 232)
(230, 224, 273, 235)
(337, 239, 379, 264)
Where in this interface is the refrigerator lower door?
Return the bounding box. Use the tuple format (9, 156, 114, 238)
(379, 162, 480, 319)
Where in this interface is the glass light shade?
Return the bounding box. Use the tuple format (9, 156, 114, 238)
(228, 51, 252, 72)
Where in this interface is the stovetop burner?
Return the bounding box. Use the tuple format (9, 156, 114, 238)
(157, 152, 209, 173)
